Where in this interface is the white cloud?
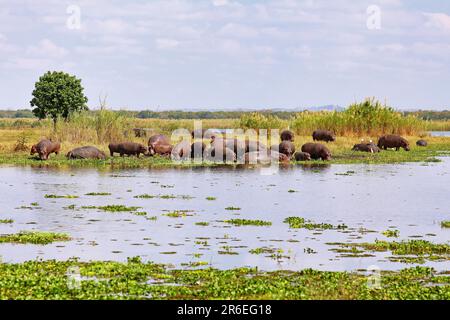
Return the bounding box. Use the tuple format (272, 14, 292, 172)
(27, 39, 68, 58)
(212, 0, 229, 7)
(424, 12, 450, 32)
(0, 33, 18, 54)
(218, 23, 260, 38)
(155, 38, 180, 50)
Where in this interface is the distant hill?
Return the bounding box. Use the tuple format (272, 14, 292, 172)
(302, 105, 345, 112)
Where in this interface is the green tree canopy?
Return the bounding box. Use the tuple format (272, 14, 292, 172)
(30, 71, 88, 127)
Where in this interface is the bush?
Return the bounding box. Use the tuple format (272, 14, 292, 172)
(239, 112, 285, 130)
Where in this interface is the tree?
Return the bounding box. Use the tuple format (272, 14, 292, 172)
(30, 71, 88, 128)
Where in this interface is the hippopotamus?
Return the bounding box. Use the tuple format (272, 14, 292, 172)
(416, 139, 428, 147)
(30, 139, 61, 160)
(205, 146, 236, 163)
(301, 143, 332, 161)
(191, 129, 215, 140)
(294, 151, 311, 161)
(352, 142, 380, 153)
(312, 130, 336, 143)
(66, 146, 106, 160)
(244, 151, 290, 164)
(191, 142, 206, 159)
(280, 130, 295, 142)
(108, 142, 148, 157)
(171, 141, 191, 161)
(244, 139, 267, 153)
(279, 141, 296, 158)
(148, 134, 172, 156)
(225, 138, 247, 159)
(133, 128, 147, 138)
(377, 135, 410, 151)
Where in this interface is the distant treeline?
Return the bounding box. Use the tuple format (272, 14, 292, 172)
(404, 110, 450, 120)
(133, 110, 299, 119)
(0, 109, 35, 118)
(1, 109, 450, 120)
(0, 109, 303, 120)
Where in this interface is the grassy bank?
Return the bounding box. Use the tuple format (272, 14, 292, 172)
(0, 134, 449, 168)
(0, 259, 448, 299)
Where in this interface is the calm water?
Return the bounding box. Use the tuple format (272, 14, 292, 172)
(0, 159, 449, 272)
(430, 131, 450, 137)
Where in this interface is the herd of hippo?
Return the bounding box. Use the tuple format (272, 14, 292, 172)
(30, 129, 427, 163)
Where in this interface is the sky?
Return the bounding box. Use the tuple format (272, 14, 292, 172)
(0, 0, 449, 110)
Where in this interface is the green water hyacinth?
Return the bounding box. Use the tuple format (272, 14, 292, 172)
(0, 231, 71, 244)
(224, 219, 272, 227)
(0, 260, 448, 300)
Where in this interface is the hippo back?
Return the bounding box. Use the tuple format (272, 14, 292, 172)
(280, 130, 294, 142)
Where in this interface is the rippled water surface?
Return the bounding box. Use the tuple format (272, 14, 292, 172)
(0, 158, 449, 271)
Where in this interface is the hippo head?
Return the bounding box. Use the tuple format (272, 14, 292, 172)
(330, 134, 336, 142)
(140, 145, 150, 155)
(279, 153, 290, 163)
(322, 150, 332, 161)
(30, 145, 37, 155)
(402, 140, 410, 151)
(38, 148, 48, 160)
(147, 144, 155, 156)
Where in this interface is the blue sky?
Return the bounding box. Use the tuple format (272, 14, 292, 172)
(0, 0, 449, 110)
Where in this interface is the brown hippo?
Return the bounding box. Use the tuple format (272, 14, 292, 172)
(66, 146, 106, 160)
(279, 141, 296, 158)
(224, 138, 247, 159)
(109, 142, 148, 158)
(301, 143, 331, 161)
(244, 151, 289, 164)
(281, 130, 295, 142)
(312, 130, 336, 143)
(191, 129, 216, 140)
(191, 142, 206, 159)
(148, 134, 172, 156)
(171, 141, 191, 161)
(352, 142, 380, 153)
(244, 139, 267, 153)
(30, 139, 61, 160)
(377, 135, 410, 151)
(294, 151, 311, 161)
(416, 139, 428, 147)
(205, 146, 236, 163)
(133, 128, 147, 138)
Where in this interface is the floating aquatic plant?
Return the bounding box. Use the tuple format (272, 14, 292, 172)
(0, 231, 71, 245)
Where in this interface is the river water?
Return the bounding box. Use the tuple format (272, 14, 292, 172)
(0, 158, 449, 271)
